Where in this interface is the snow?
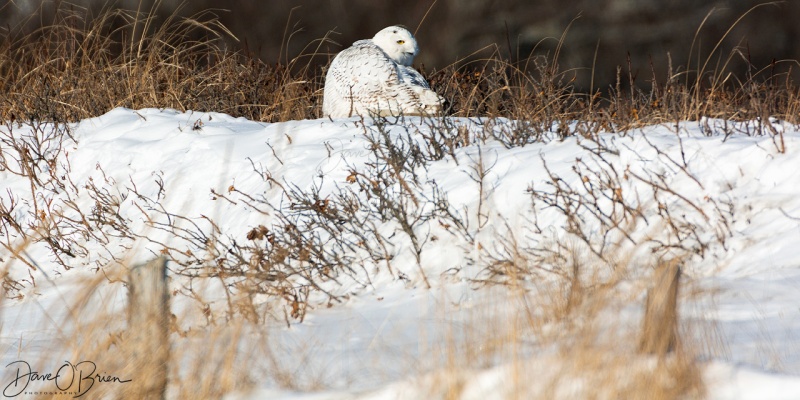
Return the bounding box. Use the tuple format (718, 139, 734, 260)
(2, 108, 800, 398)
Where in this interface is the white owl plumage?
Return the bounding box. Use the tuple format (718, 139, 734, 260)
(322, 26, 444, 118)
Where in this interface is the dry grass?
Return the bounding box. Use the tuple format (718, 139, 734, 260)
(4, 258, 268, 399)
(0, 3, 321, 124)
(2, 3, 798, 128)
(393, 244, 706, 400)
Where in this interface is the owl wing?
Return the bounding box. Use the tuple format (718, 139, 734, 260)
(398, 65, 445, 113)
(398, 65, 430, 89)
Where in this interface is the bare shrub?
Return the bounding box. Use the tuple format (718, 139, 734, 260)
(115, 116, 473, 323)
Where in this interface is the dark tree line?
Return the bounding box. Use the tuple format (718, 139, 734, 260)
(3, 0, 798, 90)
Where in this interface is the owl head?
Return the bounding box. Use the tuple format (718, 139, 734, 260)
(372, 25, 419, 66)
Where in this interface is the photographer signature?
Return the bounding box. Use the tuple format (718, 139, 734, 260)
(316, 138, 370, 174)
(3, 360, 131, 398)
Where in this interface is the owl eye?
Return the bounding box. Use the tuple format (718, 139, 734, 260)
(396, 40, 405, 45)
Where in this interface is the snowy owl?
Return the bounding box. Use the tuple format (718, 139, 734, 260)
(322, 26, 444, 118)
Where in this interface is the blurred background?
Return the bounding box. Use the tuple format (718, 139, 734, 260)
(3, 0, 798, 90)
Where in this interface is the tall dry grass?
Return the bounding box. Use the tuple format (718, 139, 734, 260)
(2, 3, 798, 127)
(378, 246, 706, 399)
(10, 262, 267, 399)
(0, 2, 321, 124)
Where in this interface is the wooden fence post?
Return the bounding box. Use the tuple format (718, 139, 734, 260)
(127, 256, 169, 399)
(639, 260, 681, 356)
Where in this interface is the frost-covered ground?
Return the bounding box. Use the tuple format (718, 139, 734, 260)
(2, 108, 800, 399)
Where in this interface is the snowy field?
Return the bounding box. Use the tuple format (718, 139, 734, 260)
(2, 108, 800, 398)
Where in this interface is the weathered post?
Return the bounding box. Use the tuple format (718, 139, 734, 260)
(127, 256, 169, 399)
(639, 260, 681, 355)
